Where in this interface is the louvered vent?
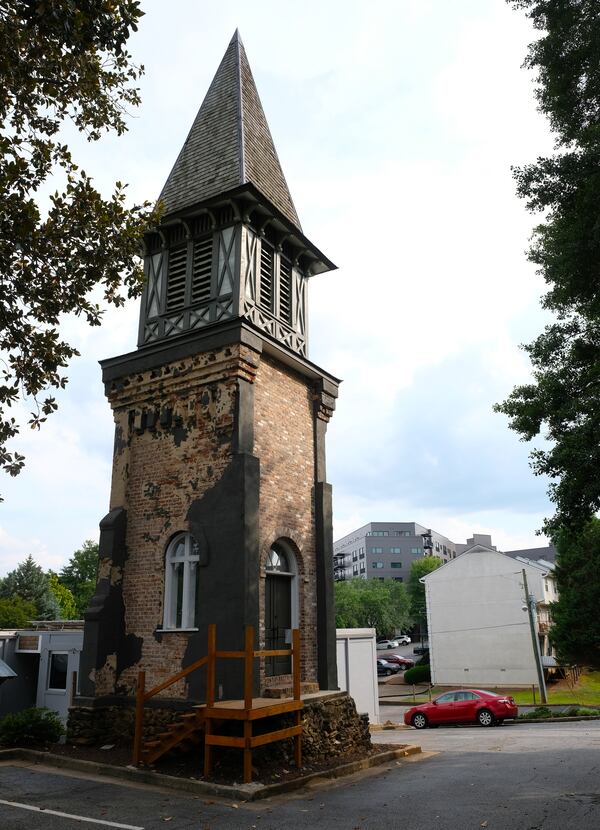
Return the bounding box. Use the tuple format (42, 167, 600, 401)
(194, 214, 211, 236)
(259, 240, 274, 313)
(192, 236, 213, 304)
(166, 246, 187, 310)
(279, 257, 292, 325)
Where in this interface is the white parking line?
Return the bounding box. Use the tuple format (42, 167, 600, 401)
(0, 798, 144, 829)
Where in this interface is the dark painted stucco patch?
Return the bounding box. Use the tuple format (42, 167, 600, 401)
(183, 454, 260, 700)
(79, 508, 143, 697)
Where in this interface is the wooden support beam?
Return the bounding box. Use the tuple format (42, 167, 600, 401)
(204, 734, 245, 748)
(250, 724, 302, 748)
(294, 709, 302, 768)
(206, 623, 216, 707)
(243, 720, 252, 783)
(203, 717, 212, 778)
(244, 625, 254, 710)
(292, 628, 301, 701)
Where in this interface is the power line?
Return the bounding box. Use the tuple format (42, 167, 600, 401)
(430, 621, 529, 635)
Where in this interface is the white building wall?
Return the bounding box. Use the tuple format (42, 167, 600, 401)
(336, 628, 379, 723)
(424, 551, 546, 687)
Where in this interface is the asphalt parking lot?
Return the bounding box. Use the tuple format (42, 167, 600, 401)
(1, 720, 599, 829)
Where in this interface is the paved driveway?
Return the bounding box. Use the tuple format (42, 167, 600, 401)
(1, 720, 599, 829)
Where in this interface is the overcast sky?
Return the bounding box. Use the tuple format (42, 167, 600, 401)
(0, 0, 558, 576)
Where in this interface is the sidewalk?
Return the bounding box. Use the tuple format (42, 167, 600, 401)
(378, 674, 429, 705)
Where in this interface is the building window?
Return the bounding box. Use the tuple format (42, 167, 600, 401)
(164, 533, 201, 630)
(372, 562, 384, 569)
(410, 547, 421, 554)
(372, 547, 383, 554)
(393, 577, 403, 582)
(353, 564, 358, 576)
(390, 547, 401, 554)
(390, 562, 402, 568)
(402, 531, 411, 537)
(360, 566, 365, 573)
(352, 552, 358, 561)
(47, 652, 68, 691)
(359, 550, 365, 559)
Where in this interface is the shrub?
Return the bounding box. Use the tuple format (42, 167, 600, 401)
(519, 706, 553, 720)
(565, 706, 600, 717)
(404, 664, 431, 684)
(0, 707, 64, 747)
(520, 705, 600, 720)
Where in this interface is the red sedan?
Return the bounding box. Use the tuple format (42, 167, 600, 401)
(381, 654, 414, 670)
(404, 689, 518, 729)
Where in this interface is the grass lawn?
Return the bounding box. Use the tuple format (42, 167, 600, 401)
(508, 670, 600, 706)
(402, 671, 600, 706)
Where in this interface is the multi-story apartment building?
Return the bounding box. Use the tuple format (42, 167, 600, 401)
(333, 522, 457, 582)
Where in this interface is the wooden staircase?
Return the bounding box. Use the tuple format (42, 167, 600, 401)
(140, 707, 206, 765)
(132, 624, 303, 782)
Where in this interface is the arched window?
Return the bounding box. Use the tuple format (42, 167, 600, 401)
(266, 546, 291, 573)
(163, 533, 200, 630)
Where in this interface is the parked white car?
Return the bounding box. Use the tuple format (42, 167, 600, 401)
(376, 639, 399, 649)
(396, 634, 412, 645)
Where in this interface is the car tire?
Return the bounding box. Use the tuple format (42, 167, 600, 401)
(385, 669, 392, 676)
(411, 713, 428, 729)
(477, 708, 495, 727)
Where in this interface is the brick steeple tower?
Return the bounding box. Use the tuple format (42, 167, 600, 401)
(78, 33, 339, 714)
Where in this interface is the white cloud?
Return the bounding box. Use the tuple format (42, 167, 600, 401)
(1, 0, 560, 574)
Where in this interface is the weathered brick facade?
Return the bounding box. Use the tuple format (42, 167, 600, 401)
(254, 354, 319, 685)
(78, 332, 337, 706)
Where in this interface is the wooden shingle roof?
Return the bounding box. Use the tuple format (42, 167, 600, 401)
(159, 31, 301, 230)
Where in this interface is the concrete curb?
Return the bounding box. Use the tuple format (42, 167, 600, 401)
(0, 744, 422, 802)
(513, 715, 600, 725)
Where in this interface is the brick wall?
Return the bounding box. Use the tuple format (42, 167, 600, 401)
(91, 342, 320, 698)
(253, 354, 317, 684)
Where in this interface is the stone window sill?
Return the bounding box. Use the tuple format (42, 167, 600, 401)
(155, 628, 199, 634)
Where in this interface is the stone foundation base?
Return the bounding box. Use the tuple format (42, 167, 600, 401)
(67, 691, 371, 764)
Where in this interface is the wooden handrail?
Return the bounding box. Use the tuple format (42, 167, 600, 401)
(133, 624, 302, 765)
(144, 655, 208, 701)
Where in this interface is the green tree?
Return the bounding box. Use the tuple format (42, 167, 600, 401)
(0, 595, 36, 627)
(550, 519, 600, 668)
(0, 1, 159, 492)
(407, 556, 443, 636)
(0, 555, 59, 619)
(496, 2, 600, 536)
(58, 540, 98, 616)
(334, 579, 410, 636)
(47, 573, 77, 620)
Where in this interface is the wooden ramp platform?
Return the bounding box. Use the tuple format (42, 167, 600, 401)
(133, 625, 303, 783)
(199, 696, 303, 782)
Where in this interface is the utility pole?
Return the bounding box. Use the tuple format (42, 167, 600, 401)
(522, 569, 547, 704)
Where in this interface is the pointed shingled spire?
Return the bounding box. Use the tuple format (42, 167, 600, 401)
(159, 31, 301, 230)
